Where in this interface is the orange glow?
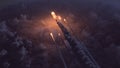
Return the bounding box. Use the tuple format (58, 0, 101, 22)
(51, 11, 62, 21)
(51, 11, 55, 15)
(51, 11, 57, 19)
(64, 19, 66, 22)
(58, 16, 62, 20)
(50, 33, 55, 41)
(58, 33, 61, 36)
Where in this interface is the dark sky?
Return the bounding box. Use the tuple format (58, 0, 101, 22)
(0, 0, 120, 68)
(0, 0, 119, 10)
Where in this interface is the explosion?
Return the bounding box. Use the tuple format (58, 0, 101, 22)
(51, 11, 57, 20)
(51, 11, 65, 22)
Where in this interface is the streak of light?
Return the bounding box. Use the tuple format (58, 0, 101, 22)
(50, 32, 68, 68)
(50, 32, 55, 41)
(51, 11, 62, 21)
(51, 11, 57, 20)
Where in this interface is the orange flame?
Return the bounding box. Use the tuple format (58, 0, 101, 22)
(51, 11, 57, 19)
(51, 11, 63, 21)
(58, 16, 62, 20)
(64, 19, 66, 22)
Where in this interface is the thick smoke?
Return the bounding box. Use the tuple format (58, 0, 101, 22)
(0, 0, 120, 68)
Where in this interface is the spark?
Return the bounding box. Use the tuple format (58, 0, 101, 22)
(58, 16, 62, 20)
(51, 11, 55, 15)
(64, 19, 66, 22)
(50, 32, 55, 41)
(51, 11, 57, 20)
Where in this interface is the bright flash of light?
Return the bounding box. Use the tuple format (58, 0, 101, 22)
(64, 19, 66, 22)
(58, 16, 62, 20)
(51, 11, 57, 19)
(50, 33, 55, 41)
(51, 11, 63, 21)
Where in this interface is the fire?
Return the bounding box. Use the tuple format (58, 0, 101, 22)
(51, 11, 57, 19)
(51, 11, 55, 15)
(50, 33, 55, 41)
(51, 11, 62, 21)
(58, 16, 62, 20)
(64, 19, 66, 22)
(58, 33, 61, 36)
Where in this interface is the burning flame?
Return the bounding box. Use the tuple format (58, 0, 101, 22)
(51, 11, 63, 21)
(51, 11, 57, 19)
(50, 33, 55, 41)
(58, 33, 61, 36)
(58, 16, 62, 20)
(64, 19, 66, 22)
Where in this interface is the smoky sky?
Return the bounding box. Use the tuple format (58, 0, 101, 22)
(0, 0, 120, 48)
(1, 0, 120, 8)
(0, 0, 120, 68)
